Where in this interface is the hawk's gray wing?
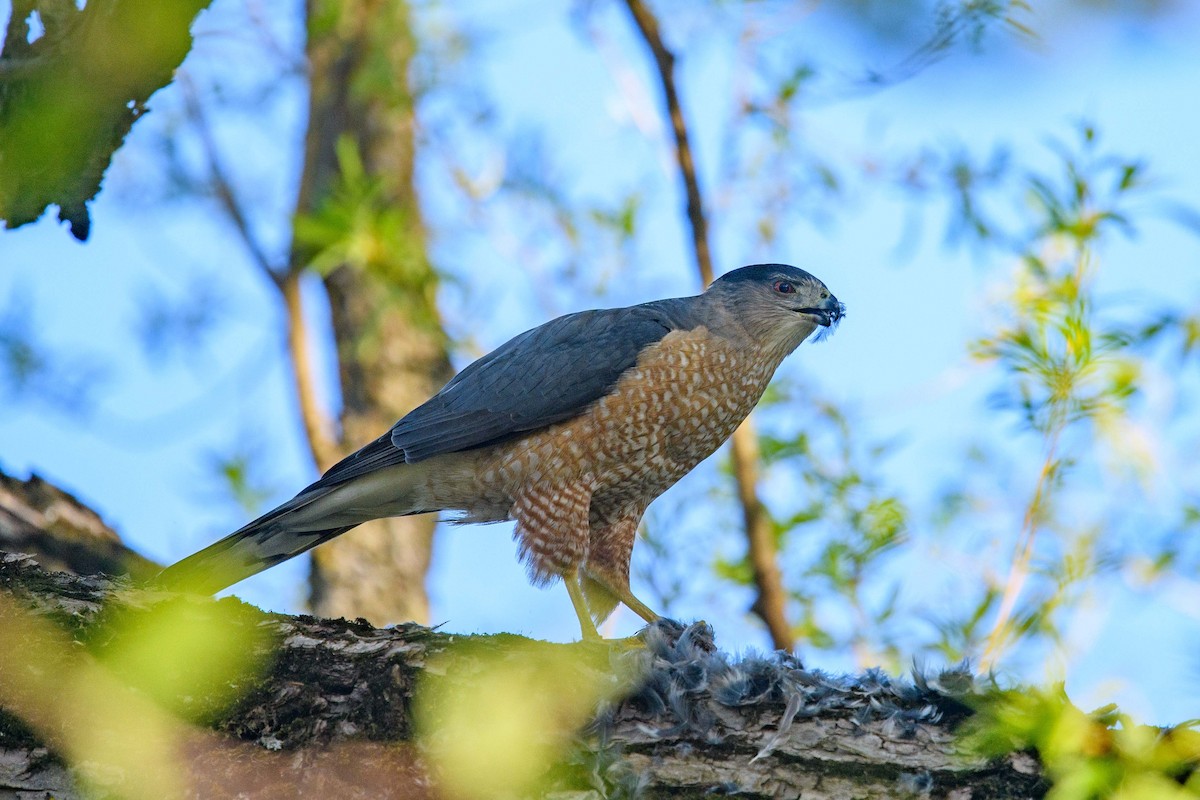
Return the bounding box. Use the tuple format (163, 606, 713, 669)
(308, 302, 686, 491)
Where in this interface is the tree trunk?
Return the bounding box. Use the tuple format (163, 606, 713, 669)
(292, 0, 452, 624)
(314, 265, 450, 623)
(0, 553, 1053, 800)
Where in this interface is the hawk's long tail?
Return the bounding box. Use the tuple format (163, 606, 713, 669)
(154, 462, 430, 595)
(154, 513, 355, 595)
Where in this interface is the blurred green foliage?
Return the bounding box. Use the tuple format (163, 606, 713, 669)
(970, 125, 1147, 666)
(968, 687, 1200, 799)
(416, 638, 633, 799)
(294, 137, 427, 285)
(84, 596, 271, 724)
(0, 0, 213, 238)
(0, 591, 269, 799)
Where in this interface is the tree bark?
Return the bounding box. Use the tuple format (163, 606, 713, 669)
(0, 553, 1051, 799)
(291, 0, 453, 624)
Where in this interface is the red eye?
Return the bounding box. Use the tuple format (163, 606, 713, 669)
(773, 280, 796, 294)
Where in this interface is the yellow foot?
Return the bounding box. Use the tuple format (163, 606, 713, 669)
(564, 574, 603, 641)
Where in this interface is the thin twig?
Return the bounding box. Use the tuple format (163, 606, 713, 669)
(621, 0, 714, 286)
(983, 243, 1092, 668)
(621, 0, 793, 651)
(981, 428, 1062, 669)
(180, 74, 284, 291)
(182, 73, 340, 472)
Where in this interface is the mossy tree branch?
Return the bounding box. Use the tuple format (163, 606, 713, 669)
(0, 552, 1054, 799)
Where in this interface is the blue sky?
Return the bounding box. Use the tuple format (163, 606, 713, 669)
(2, 0, 1200, 723)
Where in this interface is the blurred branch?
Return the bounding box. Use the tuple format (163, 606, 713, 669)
(858, 0, 1035, 91)
(620, 0, 712, 286)
(730, 425, 794, 650)
(181, 74, 285, 288)
(0, 466, 159, 580)
(0, 555, 1055, 799)
(981, 433, 1060, 669)
(178, 48, 342, 475)
(961, 125, 1152, 666)
(281, 269, 341, 471)
(620, 0, 792, 651)
(0, 54, 47, 79)
(0, 0, 215, 239)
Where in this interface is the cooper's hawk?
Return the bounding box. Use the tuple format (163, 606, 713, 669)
(159, 264, 844, 639)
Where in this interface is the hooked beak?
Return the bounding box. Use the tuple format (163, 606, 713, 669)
(797, 295, 845, 327)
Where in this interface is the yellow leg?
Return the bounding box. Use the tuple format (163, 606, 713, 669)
(586, 571, 661, 625)
(564, 573, 601, 641)
(616, 587, 660, 625)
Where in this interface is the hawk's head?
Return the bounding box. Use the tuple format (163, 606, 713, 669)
(709, 263, 844, 350)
